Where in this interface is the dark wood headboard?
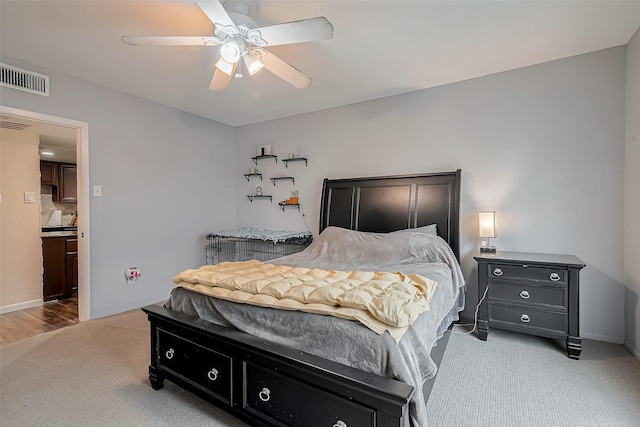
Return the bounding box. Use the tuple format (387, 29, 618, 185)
(319, 170, 461, 260)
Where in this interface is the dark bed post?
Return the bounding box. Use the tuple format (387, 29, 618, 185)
(476, 261, 489, 341)
(451, 169, 462, 262)
(145, 310, 165, 390)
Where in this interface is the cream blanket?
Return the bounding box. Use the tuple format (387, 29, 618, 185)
(173, 260, 438, 342)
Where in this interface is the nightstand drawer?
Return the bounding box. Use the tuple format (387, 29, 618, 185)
(490, 304, 567, 334)
(489, 263, 566, 284)
(490, 282, 566, 308)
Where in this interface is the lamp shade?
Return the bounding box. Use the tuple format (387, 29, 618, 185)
(215, 57, 234, 75)
(479, 211, 497, 238)
(243, 52, 264, 75)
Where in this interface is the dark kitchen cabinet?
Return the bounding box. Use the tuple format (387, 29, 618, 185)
(40, 161, 58, 186)
(42, 236, 78, 301)
(40, 161, 77, 202)
(57, 164, 77, 202)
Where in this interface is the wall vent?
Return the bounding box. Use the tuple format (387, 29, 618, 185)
(0, 120, 32, 131)
(0, 63, 49, 97)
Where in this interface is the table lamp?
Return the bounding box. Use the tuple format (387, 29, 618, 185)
(479, 211, 497, 253)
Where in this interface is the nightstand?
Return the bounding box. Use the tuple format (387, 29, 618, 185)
(474, 251, 586, 359)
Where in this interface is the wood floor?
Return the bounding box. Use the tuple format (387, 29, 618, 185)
(0, 296, 78, 345)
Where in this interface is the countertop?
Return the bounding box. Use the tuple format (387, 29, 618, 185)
(41, 231, 78, 238)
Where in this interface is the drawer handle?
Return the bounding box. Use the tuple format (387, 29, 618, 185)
(165, 348, 175, 360)
(207, 368, 218, 382)
(334, 421, 347, 427)
(550, 273, 560, 281)
(519, 290, 530, 299)
(520, 314, 531, 323)
(493, 268, 503, 277)
(259, 387, 271, 402)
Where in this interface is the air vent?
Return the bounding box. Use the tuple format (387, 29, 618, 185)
(0, 63, 49, 97)
(0, 120, 32, 131)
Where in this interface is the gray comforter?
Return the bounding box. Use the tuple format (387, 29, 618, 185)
(165, 226, 465, 426)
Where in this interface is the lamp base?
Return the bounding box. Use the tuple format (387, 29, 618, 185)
(480, 245, 496, 253)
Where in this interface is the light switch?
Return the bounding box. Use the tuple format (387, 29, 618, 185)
(24, 192, 35, 203)
(93, 185, 102, 197)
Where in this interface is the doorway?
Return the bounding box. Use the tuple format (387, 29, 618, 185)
(0, 106, 90, 322)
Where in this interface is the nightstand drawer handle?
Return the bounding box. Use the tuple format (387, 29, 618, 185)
(334, 421, 347, 427)
(165, 348, 175, 360)
(259, 387, 271, 402)
(519, 290, 530, 299)
(207, 368, 218, 382)
(520, 314, 531, 323)
(550, 273, 560, 281)
(493, 268, 503, 276)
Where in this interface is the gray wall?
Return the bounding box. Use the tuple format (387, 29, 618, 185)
(235, 47, 627, 344)
(0, 56, 237, 318)
(625, 29, 640, 358)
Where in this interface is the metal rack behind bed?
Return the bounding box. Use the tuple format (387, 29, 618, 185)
(205, 227, 313, 265)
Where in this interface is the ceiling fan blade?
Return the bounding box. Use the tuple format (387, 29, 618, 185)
(197, 0, 237, 29)
(254, 17, 334, 47)
(209, 66, 235, 91)
(121, 35, 223, 46)
(260, 51, 312, 89)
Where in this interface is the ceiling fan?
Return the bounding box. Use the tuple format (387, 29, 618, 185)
(122, 0, 334, 91)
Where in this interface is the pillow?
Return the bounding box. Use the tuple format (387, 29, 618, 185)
(391, 224, 437, 235)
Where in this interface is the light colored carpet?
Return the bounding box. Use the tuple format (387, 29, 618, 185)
(1, 308, 639, 426)
(426, 326, 640, 426)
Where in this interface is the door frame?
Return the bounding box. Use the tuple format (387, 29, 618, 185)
(0, 106, 90, 321)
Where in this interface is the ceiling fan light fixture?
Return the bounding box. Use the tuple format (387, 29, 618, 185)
(220, 40, 241, 63)
(243, 52, 264, 75)
(215, 57, 234, 75)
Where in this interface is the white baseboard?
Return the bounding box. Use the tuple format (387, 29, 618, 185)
(0, 299, 43, 314)
(624, 341, 640, 362)
(581, 331, 624, 344)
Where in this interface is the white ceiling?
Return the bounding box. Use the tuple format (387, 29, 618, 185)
(1, 1, 639, 128)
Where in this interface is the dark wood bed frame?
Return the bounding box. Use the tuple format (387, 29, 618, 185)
(142, 169, 462, 427)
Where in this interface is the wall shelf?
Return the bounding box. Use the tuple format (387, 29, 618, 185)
(282, 157, 308, 168)
(247, 195, 272, 203)
(251, 155, 277, 165)
(278, 202, 300, 211)
(270, 176, 295, 186)
(243, 173, 263, 181)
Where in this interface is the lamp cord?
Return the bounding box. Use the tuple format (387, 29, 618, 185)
(453, 284, 489, 335)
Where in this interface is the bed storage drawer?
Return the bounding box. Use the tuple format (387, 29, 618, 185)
(243, 361, 375, 427)
(157, 328, 232, 404)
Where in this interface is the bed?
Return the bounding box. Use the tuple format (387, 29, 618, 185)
(142, 169, 463, 427)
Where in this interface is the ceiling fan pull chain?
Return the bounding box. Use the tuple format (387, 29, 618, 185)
(235, 59, 243, 79)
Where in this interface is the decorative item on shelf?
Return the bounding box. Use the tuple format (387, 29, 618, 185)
(256, 186, 262, 195)
(289, 190, 299, 204)
(479, 211, 497, 253)
(249, 167, 257, 174)
(257, 144, 271, 156)
(278, 192, 300, 211)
